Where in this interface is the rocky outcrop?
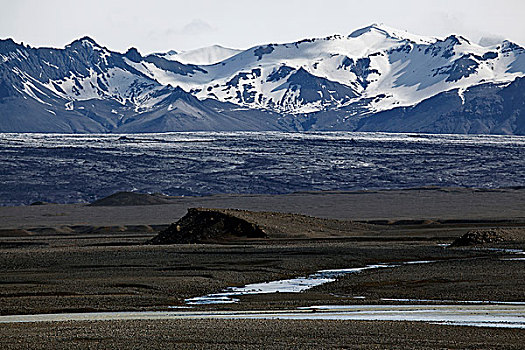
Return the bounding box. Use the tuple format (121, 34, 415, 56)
(148, 208, 380, 244)
(148, 208, 267, 244)
(451, 229, 506, 246)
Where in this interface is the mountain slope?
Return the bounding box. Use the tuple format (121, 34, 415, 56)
(136, 24, 525, 117)
(154, 45, 243, 65)
(357, 77, 525, 134)
(1, 24, 525, 134)
(115, 87, 286, 132)
(0, 38, 284, 132)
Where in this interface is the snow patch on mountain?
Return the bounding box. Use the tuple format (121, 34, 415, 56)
(1, 25, 525, 134)
(133, 24, 525, 115)
(154, 45, 243, 65)
(348, 23, 436, 44)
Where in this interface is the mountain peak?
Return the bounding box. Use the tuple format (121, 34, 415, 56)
(124, 47, 142, 62)
(501, 40, 524, 52)
(164, 85, 199, 104)
(1, 26, 524, 135)
(348, 24, 434, 44)
(0, 38, 16, 45)
(444, 34, 470, 45)
(348, 23, 388, 38)
(67, 36, 101, 49)
(0, 38, 20, 53)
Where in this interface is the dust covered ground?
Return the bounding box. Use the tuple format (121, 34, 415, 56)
(0, 188, 524, 348)
(1, 319, 524, 350)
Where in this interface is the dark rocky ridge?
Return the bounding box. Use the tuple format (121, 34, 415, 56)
(149, 208, 268, 244)
(450, 228, 525, 246)
(357, 76, 525, 134)
(451, 230, 506, 246)
(148, 208, 380, 244)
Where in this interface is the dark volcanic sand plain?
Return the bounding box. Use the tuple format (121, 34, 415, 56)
(0, 188, 524, 349)
(1, 319, 523, 350)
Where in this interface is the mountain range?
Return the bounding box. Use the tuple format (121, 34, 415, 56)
(1, 24, 524, 134)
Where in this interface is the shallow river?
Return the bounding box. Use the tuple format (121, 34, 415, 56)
(1, 305, 524, 328)
(2, 251, 524, 328)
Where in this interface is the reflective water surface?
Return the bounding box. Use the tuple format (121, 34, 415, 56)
(1, 305, 524, 328)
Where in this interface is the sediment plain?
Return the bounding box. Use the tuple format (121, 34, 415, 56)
(0, 188, 524, 349)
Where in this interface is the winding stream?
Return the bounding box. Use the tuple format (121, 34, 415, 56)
(1, 249, 523, 328)
(185, 260, 434, 305)
(186, 248, 525, 305)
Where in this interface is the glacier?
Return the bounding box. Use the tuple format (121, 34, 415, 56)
(0, 131, 524, 205)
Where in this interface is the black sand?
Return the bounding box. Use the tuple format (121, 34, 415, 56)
(0, 188, 524, 349)
(1, 319, 524, 349)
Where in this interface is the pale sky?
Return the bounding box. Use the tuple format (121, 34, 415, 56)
(1, 0, 524, 54)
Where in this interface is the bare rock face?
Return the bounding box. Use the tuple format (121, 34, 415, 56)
(451, 229, 506, 246)
(148, 208, 267, 244)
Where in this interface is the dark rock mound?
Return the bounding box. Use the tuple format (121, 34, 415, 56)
(30, 201, 50, 206)
(451, 229, 506, 246)
(149, 208, 379, 244)
(89, 192, 174, 206)
(149, 208, 267, 244)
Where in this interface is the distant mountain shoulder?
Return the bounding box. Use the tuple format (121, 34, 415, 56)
(357, 77, 525, 134)
(1, 24, 524, 134)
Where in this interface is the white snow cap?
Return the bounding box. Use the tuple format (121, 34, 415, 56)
(348, 23, 436, 44)
(156, 45, 243, 65)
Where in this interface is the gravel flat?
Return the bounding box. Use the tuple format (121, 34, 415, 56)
(1, 188, 524, 349)
(1, 319, 524, 349)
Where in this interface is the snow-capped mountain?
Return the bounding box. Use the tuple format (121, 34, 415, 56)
(1, 24, 525, 134)
(135, 24, 523, 115)
(0, 37, 284, 132)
